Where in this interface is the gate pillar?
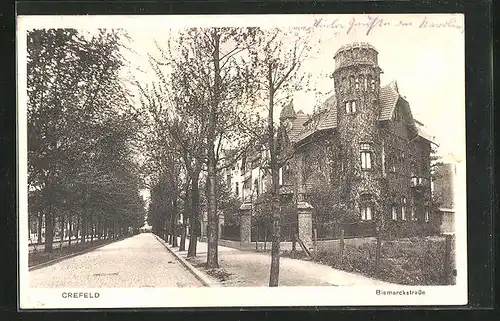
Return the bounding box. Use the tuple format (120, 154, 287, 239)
(239, 203, 252, 244)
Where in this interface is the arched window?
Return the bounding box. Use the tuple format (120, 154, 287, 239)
(360, 194, 373, 220)
(355, 77, 360, 90)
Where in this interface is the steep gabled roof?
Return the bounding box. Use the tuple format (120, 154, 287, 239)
(294, 95, 337, 142)
(379, 81, 400, 121)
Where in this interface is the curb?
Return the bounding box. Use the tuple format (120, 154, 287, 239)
(29, 235, 131, 271)
(153, 235, 220, 287)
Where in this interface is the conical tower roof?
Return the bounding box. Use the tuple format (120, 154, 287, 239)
(280, 100, 296, 120)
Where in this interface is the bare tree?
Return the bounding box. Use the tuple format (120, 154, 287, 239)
(141, 28, 263, 268)
(250, 28, 318, 286)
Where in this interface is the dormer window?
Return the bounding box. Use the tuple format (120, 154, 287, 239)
(345, 101, 357, 114)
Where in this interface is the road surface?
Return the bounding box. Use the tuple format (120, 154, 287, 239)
(29, 233, 203, 288)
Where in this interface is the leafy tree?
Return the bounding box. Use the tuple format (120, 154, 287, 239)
(27, 28, 143, 252)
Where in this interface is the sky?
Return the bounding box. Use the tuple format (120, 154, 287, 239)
(115, 13, 465, 162)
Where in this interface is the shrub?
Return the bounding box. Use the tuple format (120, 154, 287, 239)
(281, 236, 455, 285)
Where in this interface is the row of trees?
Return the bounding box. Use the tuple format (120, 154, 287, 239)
(138, 27, 320, 286)
(27, 29, 145, 253)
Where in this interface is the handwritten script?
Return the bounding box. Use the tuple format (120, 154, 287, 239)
(313, 15, 464, 36)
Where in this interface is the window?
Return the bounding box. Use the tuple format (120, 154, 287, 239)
(254, 179, 259, 196)
(345, 101, 357, 114)
(235, 182, 239, 196)
(371, 79, 376, 91)
(401, 197, 407, 221)
(243, 179, 250, 190)
(360, 194, 373, 220)
(425, 209, 430, 222)
(411, 207, 416, 221)
(355, 78, 360, 90)
(392, 205, 397, 220)
(360, 143, 372, 170)
(364, 77, 368, 90)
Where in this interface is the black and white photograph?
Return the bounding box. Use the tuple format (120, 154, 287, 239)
(17, 13, 466, 308)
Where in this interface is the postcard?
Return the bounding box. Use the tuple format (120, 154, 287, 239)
(17, 13, 466, 309)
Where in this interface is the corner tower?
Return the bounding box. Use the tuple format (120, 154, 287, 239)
(332, 42, 383, 222)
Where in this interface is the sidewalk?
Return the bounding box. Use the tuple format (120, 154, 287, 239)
(166, 237, 393, 287)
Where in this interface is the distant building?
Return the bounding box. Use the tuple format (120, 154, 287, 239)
(433, 162, 457, 234)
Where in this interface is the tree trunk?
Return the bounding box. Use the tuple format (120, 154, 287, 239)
(44, 209, 54, 253)
(188, 172, 200, 257)
(172, 198, 179, 247)
(179, 221, 187, 251)
(60, 214, 65, 249)
(76, 215, 80, 244)
(68, 214, 72, 247)
(268, 75, 281, 287)
(90, 212, 94, 243)
(206, 30, 221, 269)
(37, 213, 42, 244)
(81, 215, 87, 244)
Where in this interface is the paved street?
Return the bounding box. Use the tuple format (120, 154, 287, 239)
(29, 233, 203, 288)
